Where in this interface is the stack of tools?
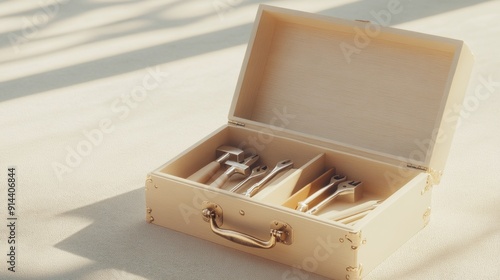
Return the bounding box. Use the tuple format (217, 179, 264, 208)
(187, 145, 294, 197)
(188, 146, 379, 225)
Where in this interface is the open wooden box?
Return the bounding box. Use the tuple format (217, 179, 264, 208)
(145, 5, 473, 279)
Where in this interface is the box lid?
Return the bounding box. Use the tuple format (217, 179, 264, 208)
(229, 5, 473, 177)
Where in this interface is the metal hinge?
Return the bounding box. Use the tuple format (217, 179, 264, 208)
(406, 163, 428, 171)
(344, 231, 366, 250)
(228, 120, 245, 127)
(406, 163, 442, 193)
(346, 263, 363, 280)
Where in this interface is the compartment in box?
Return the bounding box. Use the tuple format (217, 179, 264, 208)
(158, 125, 420, 229)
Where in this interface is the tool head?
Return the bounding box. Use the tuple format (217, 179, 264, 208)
(225, 154, 259, 176)
(251, 165, 268, 176)
(216, 146, 244, 164)
(336, 180, 363, 203)
(296, 174, 347, 212)
(327, 174, 347, 186)
(275, 159, 293, 170)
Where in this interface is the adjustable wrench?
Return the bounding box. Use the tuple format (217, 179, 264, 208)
(296, 174, 347, 212)
(244, 159, 293, 197)
(306, 180, 362, 215)
(229, 165, 268, 193)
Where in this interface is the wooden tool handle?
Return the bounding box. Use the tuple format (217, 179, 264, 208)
(210, 173, 229, 189)
(187, 161, 221, 183)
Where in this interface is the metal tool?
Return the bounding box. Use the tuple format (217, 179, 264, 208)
(244, 159, 293, 197)
(329, 200, 381, 222)
(295, 174, 347, 212)
(306, 180, 362, 215)
(210, 155, 259, 188)
(229, 165, 268, 193)
(187, 146, 244, 183)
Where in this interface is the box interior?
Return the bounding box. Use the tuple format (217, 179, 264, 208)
(158, 125, 419, 226)
(230, 7, 463, 169)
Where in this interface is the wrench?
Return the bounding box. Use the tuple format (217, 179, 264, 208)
(306, 180, 362, 215)
(296, 174, 347, 212)
(229, 165, 268, 193)
(330, 200, 382, 222)
(244, 159, 293, 197)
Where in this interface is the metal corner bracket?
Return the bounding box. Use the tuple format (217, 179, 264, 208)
(406, 163, 442, 194)
(145, 174, 155, 191)
(346, 263, 363, 280)
(345, 231, 366, 250)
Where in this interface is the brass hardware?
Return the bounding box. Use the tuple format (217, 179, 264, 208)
(239, 210, 245, 216)
(228, 120, 245, 127)
(201, 201, 293, 249)
(346, 264, 363, 280)
(202, 202, 223, 226)
(345, 231, 366, 250)
(146, 207, 152, 214)
(148, 216, 154, 223)
(145, 175, 153, 191)
(339, 238, 344, 243)
(428, 169, 443, 185)
(421, 176, 433, 195)
(406, 163, 442, 189)
(423, 207, 431, 226)
(406, 163, 427, 171)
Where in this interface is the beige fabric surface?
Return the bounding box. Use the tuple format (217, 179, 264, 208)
(1, 1, 499, 279)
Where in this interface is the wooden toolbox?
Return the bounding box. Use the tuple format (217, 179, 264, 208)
(145, 5, 473, 279)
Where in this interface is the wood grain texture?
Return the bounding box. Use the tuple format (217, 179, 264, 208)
(231, 5, 468, 170)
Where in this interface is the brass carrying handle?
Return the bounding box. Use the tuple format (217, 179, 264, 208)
(201, 202, 293, 249)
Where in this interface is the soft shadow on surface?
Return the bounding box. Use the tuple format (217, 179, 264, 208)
(0, 0, 262, 102)
(49, 188, 329, 280)
(318, 0, 491, 25)
(0, 23, 253, 102)
(0, 0, 489, 102)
